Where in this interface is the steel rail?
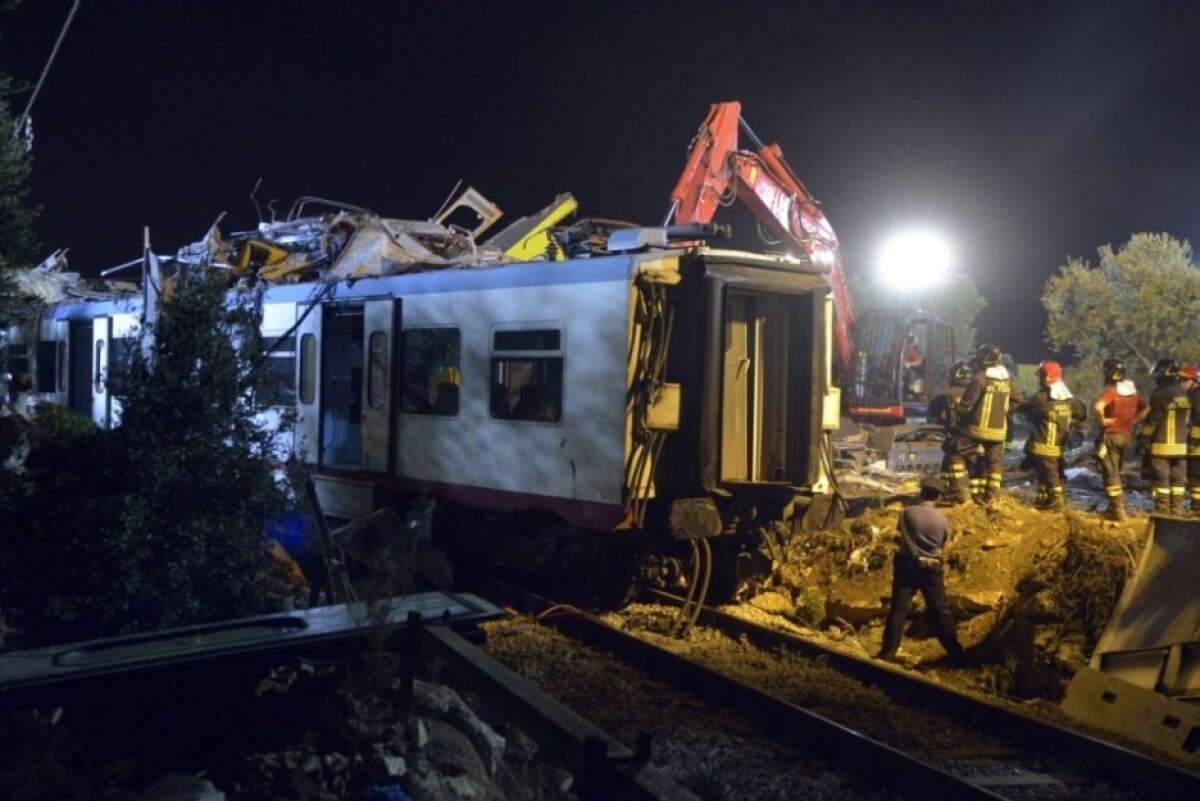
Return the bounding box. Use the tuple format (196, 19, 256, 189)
(643, 588, 1200, 800)
(421, 623, 699, 801)
(519, 596, 1010, 800)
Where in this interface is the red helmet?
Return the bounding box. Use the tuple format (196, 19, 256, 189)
(1037, 360, 1062, 384)
(1181, 365, 1199, 382)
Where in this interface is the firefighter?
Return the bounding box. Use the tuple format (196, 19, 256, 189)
(956, 343, 1019, 505)
(1093, 358, 1148, 521)
(1140, 358, 1190, 515)
(1016, 360, 1086, 510)
(1182, 366, 1200, 515)
(929, 360, 973, 504)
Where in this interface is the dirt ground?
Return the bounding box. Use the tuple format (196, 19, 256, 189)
(739, 461, 1152, 700)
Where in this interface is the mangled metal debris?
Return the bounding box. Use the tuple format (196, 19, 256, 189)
(9, 188, 593, 309)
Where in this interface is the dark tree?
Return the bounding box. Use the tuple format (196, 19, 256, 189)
(0, 274, 292, 646)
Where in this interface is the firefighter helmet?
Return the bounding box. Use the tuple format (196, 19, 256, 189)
(976, 343, 1003, 367)
(1101, 358, 1126, 383)
(1182, 365, 1199, 382)
(1037, 360, 1062, 384)
(1152, 358, 1180, 383)
(949, 360, 974, 386)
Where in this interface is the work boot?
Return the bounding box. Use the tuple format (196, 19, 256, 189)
(945, 645, 968, 667)
(1105, 496, 1128, 522)
(1046, 487, 1066, 511)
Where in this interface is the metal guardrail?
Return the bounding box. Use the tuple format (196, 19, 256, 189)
(0, 591, 503, 708)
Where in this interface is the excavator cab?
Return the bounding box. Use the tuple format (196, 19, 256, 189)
(845, 310, 955, 425)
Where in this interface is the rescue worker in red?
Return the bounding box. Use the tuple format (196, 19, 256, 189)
(1181, 366, 1200, 515)
(901, 333, 924, 400)
(1016, 360, 1086, 511)
(1093, 357, 1148, 521)
(929, 360, 973, 504)
(956, 343, 1019, 505)
(1139, 358, 1190, 515)
(875, 475, 966, 666)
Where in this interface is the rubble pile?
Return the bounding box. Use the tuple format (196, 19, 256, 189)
(740, 486, 1145, 700)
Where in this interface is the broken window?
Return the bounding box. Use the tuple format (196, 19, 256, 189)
(401, 328, 460, 416)
(490, 328, 562, 423)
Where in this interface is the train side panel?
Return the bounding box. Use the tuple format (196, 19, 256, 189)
(394, 275, 631, 516)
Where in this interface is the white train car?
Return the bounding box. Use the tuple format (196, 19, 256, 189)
(6, 242, 839, 596)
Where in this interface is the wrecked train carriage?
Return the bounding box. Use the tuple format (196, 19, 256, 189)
(9, 244, 840, 593)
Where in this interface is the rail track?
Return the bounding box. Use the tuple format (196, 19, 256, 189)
(501, 589, 1199, 800)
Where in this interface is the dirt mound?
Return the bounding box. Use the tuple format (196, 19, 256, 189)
(752, 490, 1147, 700)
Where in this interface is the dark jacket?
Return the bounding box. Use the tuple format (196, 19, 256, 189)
(929, 386, 967, 433)
(1017, 389, 1087, 458)
(1144, 381, 1190, 457)
(898, 503, 949, 560)
(959, 367, 1018, 443)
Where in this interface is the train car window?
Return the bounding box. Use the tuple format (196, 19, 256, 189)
(36, 341, 57, 393)
(401, 328, 460, 416)
(6, 343, 30, 376)
(57, 341, 67, 393)
(263, 334, 297, 406)
(94, 340, 105, 392)
(368, 331, 388, 409)
(490, 327, 563, 423)
(299, 333, 316, 404)
(107, 337, 136, 395)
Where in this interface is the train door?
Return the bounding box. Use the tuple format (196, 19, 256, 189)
(69, 320, 94, 418)
(295, 298, 398, 470)
(91, 318, 110, 427)
(295, 303, 323, 463)
(360, 299, 398, 472)
(91, 314, 137, 428)
(720, 291, 807, 483)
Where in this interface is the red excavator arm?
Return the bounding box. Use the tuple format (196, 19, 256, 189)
(669, 101, 855, 369)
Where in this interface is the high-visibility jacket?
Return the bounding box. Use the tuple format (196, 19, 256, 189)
(959, 370, 1015, 443)
(1143, 382, 1190, 457)
(1018, 389, 1086, 458)
(1188, 385, 1200, 457)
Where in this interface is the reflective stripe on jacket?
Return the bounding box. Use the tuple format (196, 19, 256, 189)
(1145, 383, 1190, 457)
(961, 374, 1012, 442)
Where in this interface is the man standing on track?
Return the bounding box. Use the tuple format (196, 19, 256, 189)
(876, 476, 966, 666)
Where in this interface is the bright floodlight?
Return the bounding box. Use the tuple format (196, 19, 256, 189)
(878, 230, 951, 290)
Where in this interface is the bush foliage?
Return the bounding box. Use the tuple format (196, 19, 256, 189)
(0, 274, 290, 647)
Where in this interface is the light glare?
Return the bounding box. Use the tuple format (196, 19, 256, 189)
(879, 230, 951, 289)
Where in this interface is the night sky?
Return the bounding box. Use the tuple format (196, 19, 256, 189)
(5, 1, 1199, 363)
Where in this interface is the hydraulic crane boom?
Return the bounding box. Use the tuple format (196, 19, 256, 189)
(668, 101, 856, 370)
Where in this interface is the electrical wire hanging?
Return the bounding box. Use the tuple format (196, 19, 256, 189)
(12, 0, 82, 148)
